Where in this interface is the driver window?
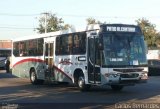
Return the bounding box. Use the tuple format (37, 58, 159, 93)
(89, 38, 95, 63)
(89, 37, 100, 65)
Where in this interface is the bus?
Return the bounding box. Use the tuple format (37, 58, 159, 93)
(0, 48, 11, 69)
(12, 24, 148, 91)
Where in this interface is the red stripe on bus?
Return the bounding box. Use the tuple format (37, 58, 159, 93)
(59, 61, 73, 65)
(12, 58, 72, 81)
(52, 64, 72, 81)
(12, 58, 45, 68)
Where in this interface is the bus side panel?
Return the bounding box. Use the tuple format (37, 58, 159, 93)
(54, 55, 87, 84)
(12, 61, 29, 78)
(12, 57, 45, 79)
(54, 55, 73, 83)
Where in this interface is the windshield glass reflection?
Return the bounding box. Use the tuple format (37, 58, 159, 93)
(102, 33, 147, 66)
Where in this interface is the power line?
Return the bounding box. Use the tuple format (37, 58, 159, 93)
(0, 13, 39, 16)
(0, 26, 35, 29)
(0, 12, 160, 19)
(57, 14, 160, 19)
(0, 12, 159, 30)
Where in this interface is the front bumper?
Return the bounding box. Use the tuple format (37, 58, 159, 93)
(105, 73, 148, 86)
(119, 78, 147, 85)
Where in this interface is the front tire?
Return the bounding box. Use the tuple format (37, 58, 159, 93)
(78, 76, 90, 91)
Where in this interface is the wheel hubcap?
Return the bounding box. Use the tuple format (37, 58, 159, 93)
(78, 77, 84, 88)
(31, 72, 35, 81)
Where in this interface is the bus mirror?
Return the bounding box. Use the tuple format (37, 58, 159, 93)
(98, 43, 104, 50)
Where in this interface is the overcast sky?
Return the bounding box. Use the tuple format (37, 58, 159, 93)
(0, 0, 160, 39)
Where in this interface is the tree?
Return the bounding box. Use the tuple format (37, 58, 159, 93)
(86, 17, 102, 25)
(36, 13, 70, 33)
(155, 33, 160, 48)
(136, 18, 158, 49)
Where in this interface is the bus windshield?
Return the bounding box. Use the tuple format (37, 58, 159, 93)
(102, 33, 147, 66)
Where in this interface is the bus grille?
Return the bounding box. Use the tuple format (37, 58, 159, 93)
(113, 68, 143, 73)
(120, 73, 139, 78)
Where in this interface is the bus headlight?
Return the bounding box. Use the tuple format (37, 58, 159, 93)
(141, 72, 148, 80)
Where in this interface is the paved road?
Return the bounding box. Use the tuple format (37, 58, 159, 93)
(0, 70, 160, 109)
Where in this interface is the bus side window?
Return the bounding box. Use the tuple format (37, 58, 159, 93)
(62, 35, 68, 54)
(73, 32, 86, 54)
(79, 32, 86, 53)
(13, 42, 19, 56)
(55, 36, 60, 55)
(73, 34, 79, 54)
(37, 38, 44, 56)
(68, 34, 73, 54)
(20, 50, 24, 56)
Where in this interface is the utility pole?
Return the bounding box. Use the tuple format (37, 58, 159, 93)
(41, 12, 49, 33)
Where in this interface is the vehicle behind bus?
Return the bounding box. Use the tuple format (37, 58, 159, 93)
(0, 48, 11, 70)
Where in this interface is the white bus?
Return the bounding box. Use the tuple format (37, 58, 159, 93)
(12, 24, 148, 91)
(0, 48, 11, 69)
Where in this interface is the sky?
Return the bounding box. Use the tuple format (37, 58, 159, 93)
(0, 0, 160, 40)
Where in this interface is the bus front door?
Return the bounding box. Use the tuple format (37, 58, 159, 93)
(88, 36, 101, 84)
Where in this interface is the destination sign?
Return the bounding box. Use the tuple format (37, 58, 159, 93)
(106, 26, 136, 32)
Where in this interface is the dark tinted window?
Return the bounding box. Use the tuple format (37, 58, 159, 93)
(56, 32, 86, 55)
(148, 60, 160, 67)
(0, 50, 11, 57)
(13, 38, 44, 57)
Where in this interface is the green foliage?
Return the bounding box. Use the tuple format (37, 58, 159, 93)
(136, 18, 159, 49)
(36, 13, 70, 33)
(86, 17, 102, 25)
(155, 33, 160, 48)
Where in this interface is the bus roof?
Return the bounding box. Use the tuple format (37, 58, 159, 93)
(12, 23, 140, 42)
(12, 25, 100, 42)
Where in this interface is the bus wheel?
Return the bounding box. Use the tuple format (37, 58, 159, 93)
(111, 85, 124, 91)
(30, 69, 38, 85)
(30, 69, 44, 85)
(78, 76, 90, 91)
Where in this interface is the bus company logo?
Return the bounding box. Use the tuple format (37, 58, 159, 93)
(59, 58, 73, 65)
